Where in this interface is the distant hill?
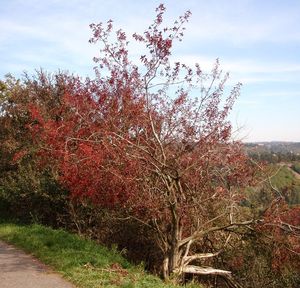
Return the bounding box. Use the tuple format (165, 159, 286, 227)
(244, 142, 300, 155)
(244, 142, 300, 163)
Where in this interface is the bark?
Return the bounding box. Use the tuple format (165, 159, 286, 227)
(162, 256, 169, 280)
(162, 243, 182, 280)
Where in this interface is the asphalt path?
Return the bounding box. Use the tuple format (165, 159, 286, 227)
(0, 240, 75, 288)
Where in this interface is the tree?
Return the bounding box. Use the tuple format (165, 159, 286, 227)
(27, 4, 297, 286)
(0, 72, 71, 224)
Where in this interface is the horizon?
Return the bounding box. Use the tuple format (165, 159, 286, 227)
(0, 0, 299, 142)
(243, 140, 300, 144)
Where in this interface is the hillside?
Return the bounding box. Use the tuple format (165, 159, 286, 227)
(244, 142, 300, 163)
(245, 141, 300, 155)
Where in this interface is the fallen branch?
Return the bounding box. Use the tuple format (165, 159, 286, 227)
(178, 265, 231, 276)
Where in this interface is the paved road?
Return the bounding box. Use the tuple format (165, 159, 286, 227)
(0, 240, 75, 288)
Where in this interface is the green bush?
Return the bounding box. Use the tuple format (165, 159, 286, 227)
(0, 162, 69, 225)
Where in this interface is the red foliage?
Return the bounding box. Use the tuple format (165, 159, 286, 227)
(27, 4, 285, 278)
(259, 199, 300, 271)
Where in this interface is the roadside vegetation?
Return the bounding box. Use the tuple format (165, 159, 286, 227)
(0, 222, 201, 288)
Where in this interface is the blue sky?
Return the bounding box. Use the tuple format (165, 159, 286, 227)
(1, 0, 299, 142)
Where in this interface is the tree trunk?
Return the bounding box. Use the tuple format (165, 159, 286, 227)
(168, 243, 180, 273)
(162, 256, 169, 280)
(162, 243, 182, 281)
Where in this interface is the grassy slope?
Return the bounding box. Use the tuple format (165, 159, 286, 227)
(0, 222, 201, 288)
(270, 165, 300, 204)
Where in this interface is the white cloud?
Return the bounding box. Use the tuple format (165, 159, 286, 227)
(1, 1, 300, 82)
(251, 91, 300, 98)
(170, 54, 300, 85)
(0, 20, 44, 43)
(183, 0, 300, 45)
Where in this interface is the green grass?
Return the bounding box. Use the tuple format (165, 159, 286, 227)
(291, 162, 300, 174)
(269, 165, 300, 205)
(0, 222, 202, 288)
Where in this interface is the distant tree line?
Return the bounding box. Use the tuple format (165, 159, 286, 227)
(247, 150, 300, 164)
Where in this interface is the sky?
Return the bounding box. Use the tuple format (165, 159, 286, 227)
(0, 0, 299, 142)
